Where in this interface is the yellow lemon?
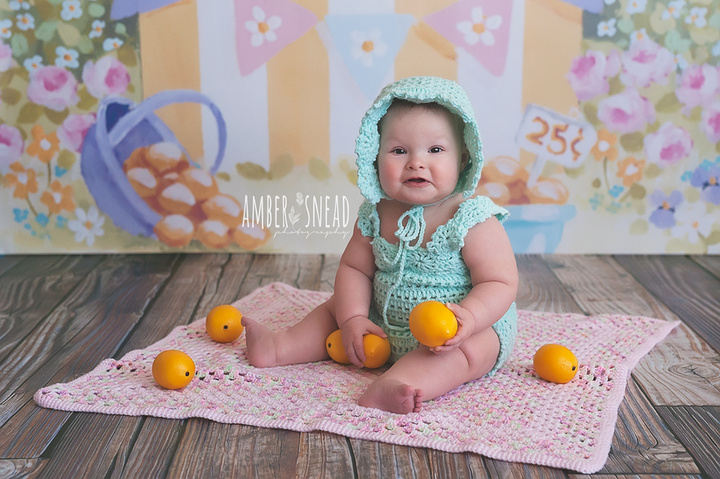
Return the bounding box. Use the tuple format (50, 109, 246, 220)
(205, 304, 243, 343)
(326, 329, 351, 364)
(533, 344, 578, 384)
(152, 350, 195, 390)
(409, 301, 458, 347)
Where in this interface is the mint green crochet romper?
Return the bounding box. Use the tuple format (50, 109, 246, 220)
(357, 197, 518, 373)
(353, 75, 517, 375)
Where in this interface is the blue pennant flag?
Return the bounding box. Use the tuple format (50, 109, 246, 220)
(325, 14, 414, 100)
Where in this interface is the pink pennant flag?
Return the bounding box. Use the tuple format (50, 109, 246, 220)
(425, 0, 513, 76)
(234, 0, 318, 76)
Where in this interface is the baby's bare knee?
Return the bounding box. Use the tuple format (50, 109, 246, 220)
(459, 328, 500, 375)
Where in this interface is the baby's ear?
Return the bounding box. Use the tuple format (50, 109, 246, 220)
(460, 149, 470, 170)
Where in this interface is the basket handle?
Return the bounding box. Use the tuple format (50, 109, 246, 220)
(104, 90, 227, 175)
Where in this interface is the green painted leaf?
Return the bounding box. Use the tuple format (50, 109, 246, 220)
(346, 169, 358, 186)
(10, 34, 29, 57)
(709, 12, 720, 29)
(77, 36, 94, 54)
(655, 92, 681, 113)
(689, 105, 702, 122)
(0, 70, 15, 88)
(583, 103, 600, 127)
(630, 219, 648, 235)
(591, 178, 602, 188)
(17, 102, 43, 123)
(117, 44, 137, 67)
(707, 230, 720, 245)
(309, 157, 331, 181)
(57, 149, 76, 169)
(215, 172, 231, 182)
(1, 87, 22, 105)
(114, 22, 127, 36)
(35, 0, 57, 20)
(628, 183, 646, 200)
(646, 121, 660, 134)
(57, 22, 81, 47)
(619, 132, 644, 152)
(35, 21, 59, 42)
(44, 107, 69, 124)
(608, 76, 624, 95)
(664, 29, 691, 53)
(617, 17, 634, 34)
(88, 3, 106, 17)
(644, 163, 662, 179)
(269, 153, 294, 179)
(716, 140, 720, 154)
(236, 162, 269, 180)
(689, 25, 720, 46)
(76, 86, 98, 110)
(46, 0, 64, 5)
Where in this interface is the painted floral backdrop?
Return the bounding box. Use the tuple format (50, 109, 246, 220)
(0, 0, 719, 254)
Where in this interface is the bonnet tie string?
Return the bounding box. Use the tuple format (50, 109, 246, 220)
(381, 205, 426, 331)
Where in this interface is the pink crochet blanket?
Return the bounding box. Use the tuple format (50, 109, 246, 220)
(35, 282, 678, 474)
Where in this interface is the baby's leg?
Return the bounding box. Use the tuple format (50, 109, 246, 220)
(358, 327, 500, 414)
(243, 295, 338, 367)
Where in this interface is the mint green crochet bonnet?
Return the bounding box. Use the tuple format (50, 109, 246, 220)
(355, 76, 484, 204)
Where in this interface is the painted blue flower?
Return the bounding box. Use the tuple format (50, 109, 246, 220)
(54, 165, 68, 178)
(55, 46, 79, 69)
(648, 189, 682, 229)
(681, 171, 692, 182)
(13, 208, 29, 223)
(690, 165, 720, 205)
(23, 55, 43, 72)
(36, 213, 49, 227)
(609, 185, 624, 198)
(56, 215, 67, 228)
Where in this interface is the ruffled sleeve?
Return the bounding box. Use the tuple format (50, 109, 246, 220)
(356, 200, 380, 238)
(444, 196, 509, 250)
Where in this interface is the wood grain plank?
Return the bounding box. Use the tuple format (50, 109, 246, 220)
(294, 433, 354, 478)
(486, 459, 568, 478)
(34, 414, 141, 479)
(10, 255, 250, 475)
(0, 255, 26, 278)
(613, 255, 720, 354)
(599, 379, 698, 474)
(0, 255, 176, 454)
(545, 255, 720, 406)
(0, 255, 103, 365)
(165, 254, 330, 479)
(656, 406, 720, 479)
(0, 458, 47, 479)
(570, 475, 702, 478)
(690, 254, 720, 280)
(515, 255, 584, 313)
(319, 254, 340, 293)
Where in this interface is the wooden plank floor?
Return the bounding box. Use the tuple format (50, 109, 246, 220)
(0, 254, 718, 479)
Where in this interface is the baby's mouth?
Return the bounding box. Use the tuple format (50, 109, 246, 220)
(406, 178, 428, 185)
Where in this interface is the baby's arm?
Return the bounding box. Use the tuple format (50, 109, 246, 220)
(435, 216, 518, 352)
(334, 221, 386, 366)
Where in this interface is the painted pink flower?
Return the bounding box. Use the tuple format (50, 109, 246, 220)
(644, 121, 693, 167)
(700, 101, 720, 144)
(597, 89, 656, 133)
(566, 50, 620, 101)
(82, 55, 130, 99)
(57, 113, 96, 152)
(0, 41, 13, 72)
(0, 124, 24, 173)
(675, 64, 720, 115)
(620, 37, 675, 88)
(26, 65, 79, 112)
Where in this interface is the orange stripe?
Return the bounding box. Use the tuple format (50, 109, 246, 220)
(267, 2, 328, 166)
(139, 0, 203, 163)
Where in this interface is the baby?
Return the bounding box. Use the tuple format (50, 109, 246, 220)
(242, 76, 518, 414)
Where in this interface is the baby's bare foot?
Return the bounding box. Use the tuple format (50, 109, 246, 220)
(358, 379, 424, 414)
(242, 317, 278, 368)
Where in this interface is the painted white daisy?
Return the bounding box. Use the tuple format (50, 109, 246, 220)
(23, 55, 43, 72)
(456, 7, 502, 46)
(626, 0, 647, 14)
(350, 29, 388, 67)
(629, 28, 649, 43)
(661, 0, 686, 20)
(671, 202, 714, 244)
(68, 206, 105, 247)
(245, 6, 281, 47)
(685, 7, 707, 28)
(15, 13, 34, 31)
(103, 37, 124, 51)
(89, 20, 105, 39)
(9, 1, 30, 10)
(60, 0, 83, 21)
(597, 18, 617, 37)
(55, 46, 79, 69)
(0, 19, 12, 39)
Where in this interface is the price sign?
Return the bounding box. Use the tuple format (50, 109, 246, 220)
(515, 104, 597, 185)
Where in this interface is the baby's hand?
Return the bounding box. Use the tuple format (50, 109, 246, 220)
(430, 302, 476, 353)
(340, 316, 387, 367)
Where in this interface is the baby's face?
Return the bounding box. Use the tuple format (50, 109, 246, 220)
(377, 105, 467, 206)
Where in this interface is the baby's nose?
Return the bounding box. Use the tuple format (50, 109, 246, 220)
(407, 155, 426, 169)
